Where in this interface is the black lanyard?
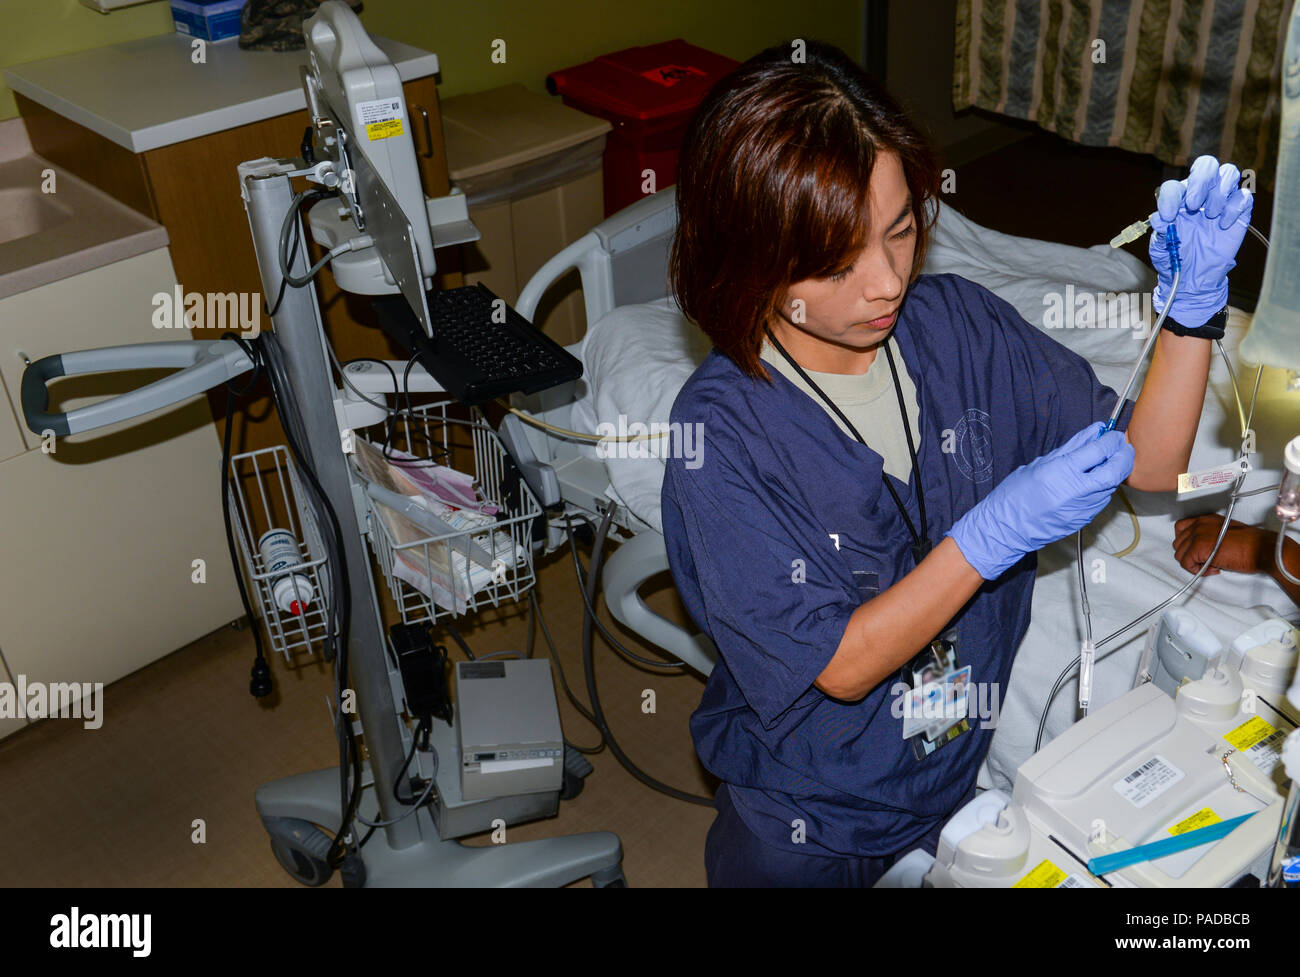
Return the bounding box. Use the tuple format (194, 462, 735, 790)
(764, 327, 931, 564)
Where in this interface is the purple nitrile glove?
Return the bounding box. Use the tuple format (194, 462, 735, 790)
(946, 423, 1135, 580)
(1149, 155, 1254, 328)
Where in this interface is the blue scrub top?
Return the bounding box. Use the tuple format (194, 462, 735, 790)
(661, 273, 1131, 858)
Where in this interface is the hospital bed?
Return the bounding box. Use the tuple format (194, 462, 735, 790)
(509, 187, 1300, 786)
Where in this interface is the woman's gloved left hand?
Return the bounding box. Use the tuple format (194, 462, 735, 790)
(1148, 154, 1253, 329)
(946, 423, 1135, 580)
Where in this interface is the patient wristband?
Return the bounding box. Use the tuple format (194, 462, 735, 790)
(1161, 306, 1227, 341)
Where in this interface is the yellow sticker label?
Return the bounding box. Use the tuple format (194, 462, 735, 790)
(1224, 715, 1277, 751)
(365, 118, 405, 141)
(1013, 859, 1067, 888)
(1168, 807, 1221, 836)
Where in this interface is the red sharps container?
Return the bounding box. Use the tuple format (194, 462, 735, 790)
(547, 40, 739, 216)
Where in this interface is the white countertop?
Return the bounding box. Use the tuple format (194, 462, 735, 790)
(3, 33, 438, 154)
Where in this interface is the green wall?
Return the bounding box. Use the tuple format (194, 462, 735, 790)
(362, 0, 863, 99)
(1, 0, 862, 120)
(0, 1, 175, 120)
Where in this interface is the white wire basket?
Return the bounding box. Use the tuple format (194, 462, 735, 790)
(352, 400, 540, 626)
(226, 444, 334, 661)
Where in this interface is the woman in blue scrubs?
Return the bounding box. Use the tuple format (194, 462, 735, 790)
(661, 41, 1252, 887)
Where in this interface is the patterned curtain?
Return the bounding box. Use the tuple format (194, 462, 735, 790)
(954, 0, 1296, 189)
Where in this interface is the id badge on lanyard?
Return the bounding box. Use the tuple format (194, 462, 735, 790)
(898, 627, 972, 761)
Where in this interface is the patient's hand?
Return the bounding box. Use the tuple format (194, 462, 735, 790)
(1172, 515, 1267, 576)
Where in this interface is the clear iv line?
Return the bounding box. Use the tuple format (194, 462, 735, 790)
(1103, 225, 1182, 432)
(1041, 361, 1263, 750)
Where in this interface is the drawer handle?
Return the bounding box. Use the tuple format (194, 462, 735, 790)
(412, 103, 434, 158)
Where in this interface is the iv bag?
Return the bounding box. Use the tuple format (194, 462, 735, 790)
(1241, 2, 1300, 370)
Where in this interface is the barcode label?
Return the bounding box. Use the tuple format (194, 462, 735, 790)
(1124, 758, 1161, 783)
(1224, 716, 1288, 775)
(1057, 874, 1094, 888)
(1113, 754, 1185, 808)
(1247, 730, 1286, 774)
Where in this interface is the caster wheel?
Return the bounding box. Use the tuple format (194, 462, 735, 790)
(264, 816, 334, 887)
(593, 872, 627, 888)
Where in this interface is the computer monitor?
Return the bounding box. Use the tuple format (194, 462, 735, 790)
(302, 1, 435, 332)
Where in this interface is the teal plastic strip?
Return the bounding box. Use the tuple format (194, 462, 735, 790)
(1088, 813, 1255, 876)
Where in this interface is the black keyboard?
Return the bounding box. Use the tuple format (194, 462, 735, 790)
(371, 283, 583, 406)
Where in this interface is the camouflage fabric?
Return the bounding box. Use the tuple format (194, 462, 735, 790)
(239, 0, 364, 52)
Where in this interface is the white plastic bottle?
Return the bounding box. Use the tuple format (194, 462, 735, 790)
(257, 529, 316, 616)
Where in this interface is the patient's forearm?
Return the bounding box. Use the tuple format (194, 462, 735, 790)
(816, 537, 983, 701)
(1125, 332, 1211, 491)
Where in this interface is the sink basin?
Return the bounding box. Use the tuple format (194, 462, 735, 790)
(0, 186, 71, 245)
(0, 117, 167, 300)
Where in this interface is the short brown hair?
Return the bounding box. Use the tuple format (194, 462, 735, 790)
(670, 41, 942, 378)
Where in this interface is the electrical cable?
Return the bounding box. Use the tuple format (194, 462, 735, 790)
(277, 188, 361, 288)
(270, 187, 336, 304)
(564, 514, 696, 670)
(565, 523, 688, 671)
(530, 590, 605, 753)
(391, 717, 432, 805)
(264, 220, 299, 320)
(218, 334, 272, 698)
(228, 332, 361, 864)
(576, 509, 713, 805)
(525, 587, 535, 659)
(441, 620, 476, 661)
(329, 348, 400, 413)
(230, 211, 367, 866)
(354, 773, 437, 828)
(259, 332, 363, 868)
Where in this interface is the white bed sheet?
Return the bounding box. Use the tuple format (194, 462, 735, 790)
(572, 200, 1300, 787)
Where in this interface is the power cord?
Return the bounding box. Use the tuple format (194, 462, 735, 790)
(564, 517, 688, 671)
(256, 332, 362, 869)
(530, 590, 605, 754)
(218, 334, 272, 698)
(574, 509, 713, 806)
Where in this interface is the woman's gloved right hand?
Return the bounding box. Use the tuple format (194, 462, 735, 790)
(946, 423, 1135, 580)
